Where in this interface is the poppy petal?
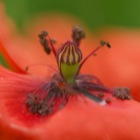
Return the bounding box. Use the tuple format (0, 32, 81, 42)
(0, 66, 140, 140)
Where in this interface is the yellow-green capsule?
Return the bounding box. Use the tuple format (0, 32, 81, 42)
(57, 41, 82, 84)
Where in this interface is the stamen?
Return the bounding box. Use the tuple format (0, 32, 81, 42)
(71, 26, 86, 46)
(38, 31, 48, 38)
(73, 74, 111, 103)
(25, 74, 69, 115)
(47, 35, 57, 57)
(100, 40, 111, 48)
(78, 40, 110, 73)
(112, 87, 131, 100)
(25, 92, 56, 115)
(38, 31, 57, 57)
(80, 89, 103, 103)
(38, 31, 51, 54)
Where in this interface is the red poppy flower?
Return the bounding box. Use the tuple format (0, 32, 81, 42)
(1, 3, 140, 140)
(0, 30, 140, 140)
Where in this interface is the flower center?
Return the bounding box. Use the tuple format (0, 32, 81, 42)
(25, 26, 131, 116)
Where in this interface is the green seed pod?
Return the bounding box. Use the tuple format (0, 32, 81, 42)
(57, 41, 82, 84)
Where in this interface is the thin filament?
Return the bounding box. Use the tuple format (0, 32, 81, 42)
(78, 45, 103, 72)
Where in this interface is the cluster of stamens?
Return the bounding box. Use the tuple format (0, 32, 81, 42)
(25, 26, 131, 116)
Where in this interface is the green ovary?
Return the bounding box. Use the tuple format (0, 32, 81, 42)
(60, 63, 79, 84)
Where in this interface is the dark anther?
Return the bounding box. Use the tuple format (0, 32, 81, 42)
(25, 93, 56, 116)
(38, 31, 51, 54)
(71, 25, 85, 46)
(43, 43, 51, 54)
(100, 40, 106, 46)
(113, 87, 131, 100)
(100, 40, 111, 48)
(25, 80, 69, 116)
(38, 31, 48, 39)
(106, 41, 111, 48)
(25, 93, 38, 107)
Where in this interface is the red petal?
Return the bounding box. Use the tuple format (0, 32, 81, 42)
(1, 66, 140, 139)
(0, 3, 26, 73)
(0, 41, 26, 73)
